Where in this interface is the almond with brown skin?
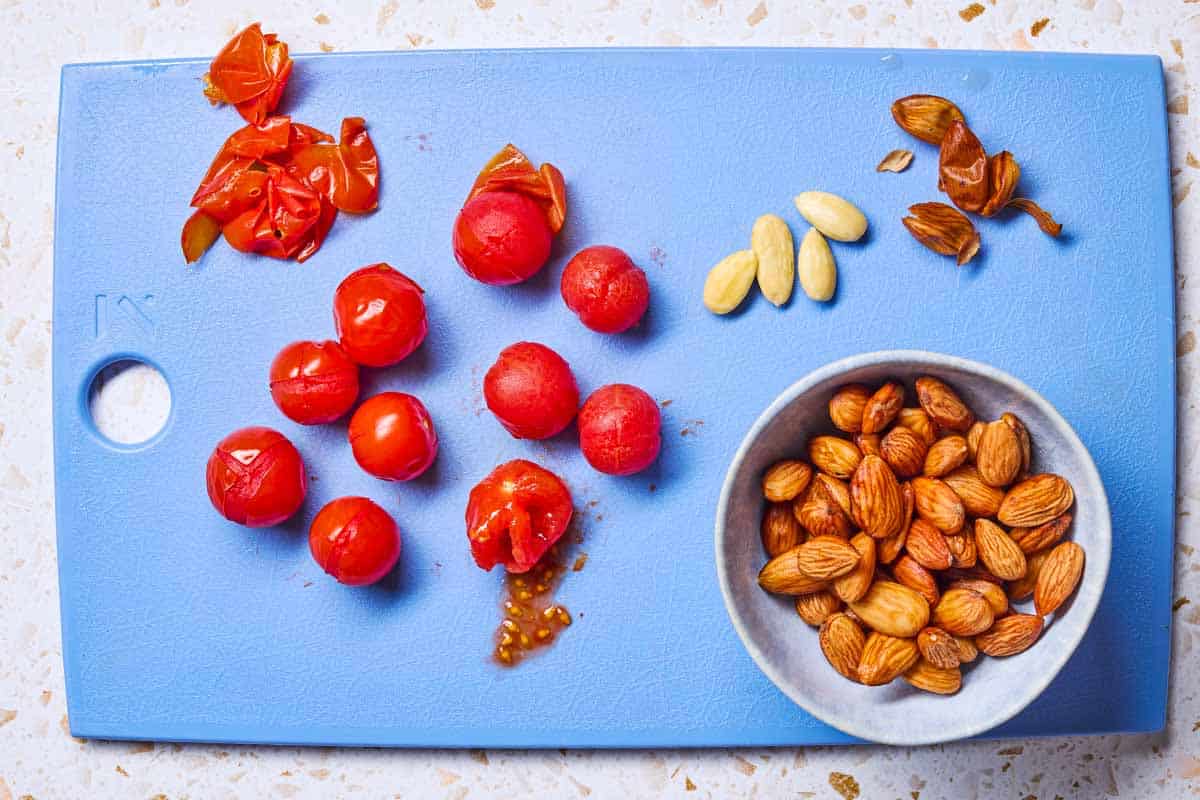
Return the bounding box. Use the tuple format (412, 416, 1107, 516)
(974, 518, 1027, 581)
(794, 480, 852, 539)
(816, 473, 853, 517)
(878, 483, 914, 563)
(861, 381, 905, 435)
(855, 433, 882, 457)
(819, 612, 866, 681)
(976, 614, 1044, 657)
(898, 407, 938, 445)
(917, 626, 961, 669)
(977, 419, 1022, 487)
(998, 474, 1075, 528)
(834, 533, 877, 603)
(858, 632, 920, 686)
(911, 476, 965, 534)
(949, 578, 1008, 616)
(761, 502, 803, 557)
(944, 529, 977, 568)
(954, 635, 979, 663)
(1008, 549, 1050, 601)
(924, 435, 968, 477)
(943, 565, 1004, 585)
(966, 421, 985, 461)
(943, 465, 1004, 518)
(903, 658, 962, 694)
(933, 587, 995, 637)
(1010, 513, 1073, 555)
(1034, 541, 1085, 616)
(881, 426, 928, 478)
(808, 436, 862, 480)
(915, 376, 975, 433)
(848, 580, 930, 638)
(762, 459, 813, 502)
(829, 384, 871, 433)
(891, 94, 966, 145)
(906, 518, 953, 571)
(758, 546, 831, 595)
(850, 455, 905, 539)
(893, 554, 940, 607)
(1002, 412, 1032, 478)
(795, 590, 843, 626)
(795, 535, 861, 580)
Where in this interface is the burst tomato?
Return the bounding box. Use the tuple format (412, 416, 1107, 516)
(560, 245, 650, 334)
(465, 459, 573, 573)
(333, 263, 428, 367)
(577, 384, 662, 476)
(269, 340, 359, 425)
(348, 392, 438, 481)
(452, 191, 553, 285)
(205, 426, 307, 527)
(308, 496, 400, 586)
(483, 342, 579, 440)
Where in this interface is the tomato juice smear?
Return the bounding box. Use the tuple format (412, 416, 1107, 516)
(492, 544, 576, 667)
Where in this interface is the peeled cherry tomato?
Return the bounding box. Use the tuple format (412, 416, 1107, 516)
(269, 340, 359, 425)
(309, 496, 400, 586)
(333, 263, 428, 367)
(452, 191, 552, 285)
(578, 384, 662, 476)
(348, 392, 438, 481)
(206, 426, 306, 527)
(466, 459, 573, 573)
(484, 342, 579, 440)
(560, 245, 650, 334)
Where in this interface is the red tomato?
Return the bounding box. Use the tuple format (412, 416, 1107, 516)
(206, 426, 307, 527)
(560, 245, 650, 334)
(452, 191, 552, 285)
(309, 496, 400, 586)
(483, 342, 579, 440)
(348, 392, 438, 481)
(269, 340, 359, 425)
(466, 459, 573, 573)
(333, 263, 428, 367)
(578, 384, 662, 476)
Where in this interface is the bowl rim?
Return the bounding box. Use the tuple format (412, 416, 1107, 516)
(714, 349, 1112, 745)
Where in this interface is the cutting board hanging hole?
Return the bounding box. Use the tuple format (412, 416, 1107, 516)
(86, 358, 171, 446)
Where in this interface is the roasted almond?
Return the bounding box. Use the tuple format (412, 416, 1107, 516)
(848, 580, 930, 638)
(795, 535, 861, 579)
(808, 436, 863, 479)
(898, 407, 938, 445)
(816, 473, 853, 517)
(758, 546, 830, 595)
(795, 590, 843, 626)
(906, 518, 953, 571)
(915, 376, 975, 433)
(976, 614, 1043, 657)
(1034, 541, 1085, 616)
(703, 249, 758, 314)
(794, 191, 869, 242)
(881, 426, 928, 478)
(1010, 512, 1073, 555)
(911, 476, 965, 534)
(965, 421, 985, 461)
(943, 465, 1005, 518)
(794, 479, 853, 539)
(998, 474, 1075, 528)
(819, 612, 866, 681)
(762, 459, 813, 502)
(829, 384, 871, 433)
(924, 435, 968, 477)
(878, 483, 914, 563)
(917, 626, 961, 669)
(850, 455, 905, 539)
(1008, 548, 1050, 601)
(1002, 412, 1032, 478)
(932, 587, 995, 637)
(953, 635, 979, 663)
(944, 529, 978, 568)
(861, 382, 905, 434)
(974, 518, 1027, 581)
(891, 94, 966, 145)
(858, 632, 920, 686)
(855, 433, 882, 457)
(893, 554, 940, 607)
(761, 502, 804, 557)
(903, 658, 962, 695)
(834, 533, 877, 603)
(977, 419, 1022, 487)
(949, 578, 1008, 616)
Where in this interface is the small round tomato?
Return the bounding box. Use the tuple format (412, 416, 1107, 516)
(206, 426, 307, 527)
(560, 245, 650, 334)
(348, 392, 438, 481)
(578, 384, 662, 476)
(268, 339, 360, 425)
(333, 263, 428, 367)
(309, 496, 400, 586)
(483, 341, 579, 440)
(466, 459, 573, 573)
(452, 191, 553, 285)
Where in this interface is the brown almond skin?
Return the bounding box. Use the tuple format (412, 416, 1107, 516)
(997, 474, 1075, 528)
(850, 455, 905, 539)
(976, 614, 1044, 657)
(758, 546, 831, 595)
(1002, 412, 1032, 478)
(903, 658, 962, 694)
(878, 482, 914, 563)
(949, 578, 1008, 616)
(943, 465, 1005, 518)
(820, 613, 866, 681)
(891, 94, 966, 145)
(762, 459, 813, 502)
(905, 518, 953, 571)
(944, 529, 978, 568)
(1010, 513, 1073, 555)
(795, 535, 861, 580)
(794, 480, 853, 540)
(795, 590, 843, 626)
(898, 407, 938, 445)
(966, 421, 985, 461)
(834, 533, 877, 603)
(1008, 549, 1051, 601)
(977, 419, 1022, 487)
(761, 502, 804, 557)
(861, 382, 905, 434)
(933, 587, 995, 637)
(848, 580, 930, 638)
(893, 554, 940, 607)
(829, 384, 871, 433)
(915, 376, 975, 432)
(911, 476, 965, 534)
(917, 626, 961, 669)
(881, 426, 928, 478)
(954, 635, 979, 663)
(855, 433, 882, 457)
(1034, 541, 1085, 616)
(924, 435, 968, 477)
(858, 632, 920, 686)
(974, 518, 1028, 581)
(817, 474, 853, 517)
(808, 436, 862, 480)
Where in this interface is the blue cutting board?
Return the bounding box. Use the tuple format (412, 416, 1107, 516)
(53, 47, 1174, 747)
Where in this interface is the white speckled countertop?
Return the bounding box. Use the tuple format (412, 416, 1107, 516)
(1, 1, 1197, 798)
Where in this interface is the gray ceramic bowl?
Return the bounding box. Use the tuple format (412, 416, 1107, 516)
(715, 351, 1111, 745)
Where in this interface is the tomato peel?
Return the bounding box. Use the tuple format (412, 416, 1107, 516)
(465, 459, 573, 573)
(287, 117, 380, 213)
(466, 143, 567, 234)
(181, 210, 222, 264)
(203, 23, 293, 124)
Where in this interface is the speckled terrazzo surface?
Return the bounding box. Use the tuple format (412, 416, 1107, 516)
(1, 1, 1197, 798)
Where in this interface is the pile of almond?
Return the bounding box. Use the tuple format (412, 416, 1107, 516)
(757, 376, 1085, 694)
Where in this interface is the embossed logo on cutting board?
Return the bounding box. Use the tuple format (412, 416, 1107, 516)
(94, 294, 156, 339)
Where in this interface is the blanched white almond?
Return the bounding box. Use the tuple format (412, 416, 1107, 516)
(794, 191, 868, 242)
(751, 214, 795, 307)
(703, 249, 758, 314)
(797, 227, 836, 302)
